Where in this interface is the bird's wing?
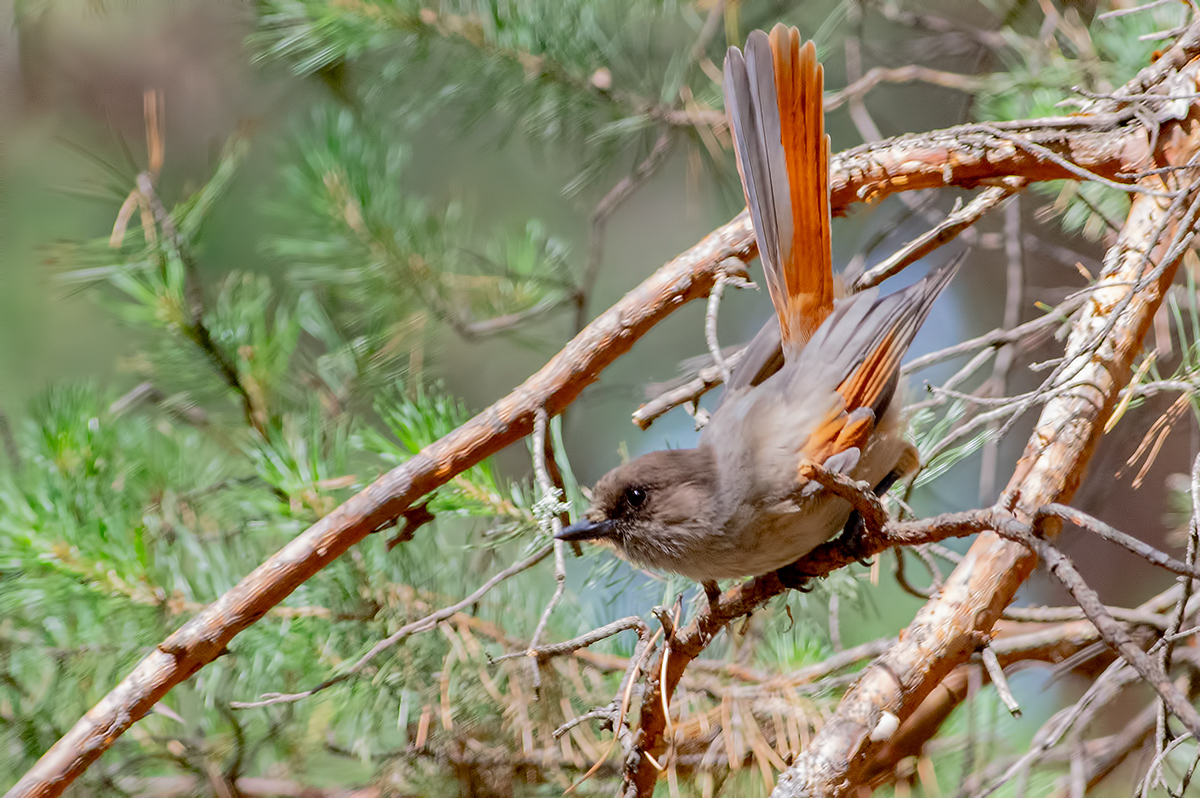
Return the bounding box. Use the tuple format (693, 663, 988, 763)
(797, 256, 962, 465)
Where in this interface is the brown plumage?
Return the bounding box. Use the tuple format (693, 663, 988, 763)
(559, 26, 959, 582)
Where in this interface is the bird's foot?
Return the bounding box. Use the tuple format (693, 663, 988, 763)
(836, 511, 876, 567)
(776, 564, 814, 592)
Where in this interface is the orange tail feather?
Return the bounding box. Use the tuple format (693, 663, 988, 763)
(724, 25, 833, 357)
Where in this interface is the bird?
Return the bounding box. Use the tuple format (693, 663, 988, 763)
(557, 24, 958, 586)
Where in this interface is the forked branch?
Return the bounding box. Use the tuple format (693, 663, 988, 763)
(11, 16, 1200, 798)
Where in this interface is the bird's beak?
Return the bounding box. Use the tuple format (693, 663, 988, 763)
(556, 518, 618, 542)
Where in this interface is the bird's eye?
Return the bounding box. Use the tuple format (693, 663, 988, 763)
(625, 487, 647, 508)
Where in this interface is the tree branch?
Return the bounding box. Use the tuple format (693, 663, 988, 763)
(621, 507, 1007, 797)
(14, 26, 1200, 796)
(5, 192, 756, 798)
(1023, 533, 1200, 737)
(772, 42, 1200, 798)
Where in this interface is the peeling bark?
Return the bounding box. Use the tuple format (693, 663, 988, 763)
(11, 20, 1200, 798)
(771, 70, 1200, 798)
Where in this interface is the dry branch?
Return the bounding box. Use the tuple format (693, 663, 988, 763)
(5, 199, 756, 798)
(851, 183, 1023, 291)
(619, 509, 1007, 797)
(11, 19, 1200, 798)
(772, 50, 1200, 798)
(1038, 502, 1200, 580)
(823, 65, 986, 112)
(1024, 533, 1200, 736)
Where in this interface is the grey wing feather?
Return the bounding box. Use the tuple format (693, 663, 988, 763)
(722, 318, 784, 400)
(786, 254, 963, 413)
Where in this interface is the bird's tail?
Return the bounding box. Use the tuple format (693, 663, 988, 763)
(724, 24, 833, 356)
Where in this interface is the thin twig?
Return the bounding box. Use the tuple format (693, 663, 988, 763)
(1139, 732, 1195, 797)
(974, 658, 1140, 798)
(976, 123, 1178, 198)
(1022, 532, 1200, 737)
(979, 195, 1024, 503)
(704, 275, 732, 386)
(1037, 503, 1200, 581)
(909, 545, 945, 590)
(230, 544, 553, 709)
(1181, 742, 1200, 796)
(1098, 0, 1176, 21)
(440, 294, 578, 341)
(1158, 453, 1200, 755)
(980, 646, 1021, 717)
(903, 296, 1082, 375)
(502, 616, 648, 666)
(853, 183, 1022, 292)
(703, 261, 751, 386)
(1003, 604, 1169, 628)
(892, 548, 933, 600)
(528, 407, 569, 695)
(1141, 26, 1190, 43)
(1049, 701, 1159, 795)
(825, 65, 986, 112)
(575, 130, 675, 332)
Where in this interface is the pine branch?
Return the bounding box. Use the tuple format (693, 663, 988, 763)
(14, 29, 1200, 793)
(774, 22, 1200, 795)
(136, 173, 267, 435)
